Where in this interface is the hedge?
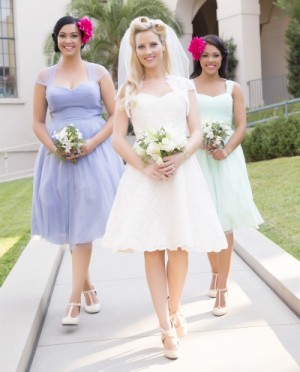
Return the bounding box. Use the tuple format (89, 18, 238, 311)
(242, 115, 300, 162)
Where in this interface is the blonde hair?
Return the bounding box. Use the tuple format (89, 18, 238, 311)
(118, 16, 171, 106)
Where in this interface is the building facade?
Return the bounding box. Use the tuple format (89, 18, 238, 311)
(0, 0, 289, 151)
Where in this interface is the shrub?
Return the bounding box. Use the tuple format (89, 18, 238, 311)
(224, 37, 238, 81)
(242, 115, 300, 162)
(275, 0, 300, 98)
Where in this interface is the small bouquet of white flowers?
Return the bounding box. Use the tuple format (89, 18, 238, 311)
(133, 126, 187, 165)
(201, 121, 229, 149)
(51, 124, 85, 164)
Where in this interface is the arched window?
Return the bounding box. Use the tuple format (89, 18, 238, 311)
(0, 0, 17, 98)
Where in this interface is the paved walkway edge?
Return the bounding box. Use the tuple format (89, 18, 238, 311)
(0, 239, 64, 372)
(234, 228, 300, 317)
(0, 230, 299, 371)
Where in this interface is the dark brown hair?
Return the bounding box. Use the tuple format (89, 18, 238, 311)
(52, 16, 84, 53)
(190, 34, 229, 79)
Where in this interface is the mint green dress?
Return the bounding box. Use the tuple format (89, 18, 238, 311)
(195, 80, 263, 233)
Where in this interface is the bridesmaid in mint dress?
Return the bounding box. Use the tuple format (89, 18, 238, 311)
(31, 16, 124, 325)
(188, 34, 263, 316)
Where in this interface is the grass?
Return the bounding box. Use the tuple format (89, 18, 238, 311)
(0, 157, 299, 286)
(247, 156, 300, 260)
(0, 178, 33, 286)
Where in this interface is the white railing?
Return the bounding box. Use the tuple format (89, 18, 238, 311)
(247, 74, 289, 109)
(0, 142, 39, 182)
(247, 97, 300, 127)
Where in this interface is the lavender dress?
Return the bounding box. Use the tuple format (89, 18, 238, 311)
(31, 62, 124, 248)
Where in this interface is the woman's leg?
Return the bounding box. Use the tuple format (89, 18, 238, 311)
(214, 232, 234, 310)
(83, 272, 93, 291)
(167, 249, 188, 314)
(207, 252, 219, 293)
(144, 250, 170, 329)
(167, 249, 188, 337)
(144, 250, 178, 354)
(83, 249, 99, 307)
(65, 242, 92, 318)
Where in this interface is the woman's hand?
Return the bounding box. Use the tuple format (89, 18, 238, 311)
(63, 151, 78, 162)
(142, 163, 169, 181)
(64, 139, 96, 161)
(157, 152, 185, 177)
(78, 139, 96, 157)
(59, 139, 96, 162)
(209, 147, 229, 161)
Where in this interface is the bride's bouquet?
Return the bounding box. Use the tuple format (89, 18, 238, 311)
(133, 126, 187, 165)
(201, 121, 229, 149)
(51, 124, 85, 164)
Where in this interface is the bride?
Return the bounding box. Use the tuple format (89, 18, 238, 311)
(102, 16, 228, 360)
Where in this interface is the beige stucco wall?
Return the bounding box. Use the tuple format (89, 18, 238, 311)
(172, 0, 287, 107)
(217, 0, 262, 105)
(0, 0, 288, 150)
(261, 5, 289, 78)
(0, 0, 69, 149)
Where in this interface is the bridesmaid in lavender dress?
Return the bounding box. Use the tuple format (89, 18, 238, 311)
(31, 16, 124, 326)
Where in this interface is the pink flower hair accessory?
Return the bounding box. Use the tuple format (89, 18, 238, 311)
(188, 36, 206, 61)
(77, 16, 93, 44)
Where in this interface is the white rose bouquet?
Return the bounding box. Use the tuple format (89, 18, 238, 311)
(201, 121, 229, 149)
(133, 126, 187, 165)
(51, 124, 85, 164)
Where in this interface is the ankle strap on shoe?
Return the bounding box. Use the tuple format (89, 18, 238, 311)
(169, 309, 184, 322)
(83, 288, 97, 294)
(160, 326, 176, 338)
(169, 308, 182, 316)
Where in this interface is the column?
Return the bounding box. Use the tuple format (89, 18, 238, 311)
(217, 0, 263, 107)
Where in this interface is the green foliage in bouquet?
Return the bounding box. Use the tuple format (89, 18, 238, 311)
(134, 127, 187, 165)
(51, 124, 85, 164)
(202, 121, 229, 149)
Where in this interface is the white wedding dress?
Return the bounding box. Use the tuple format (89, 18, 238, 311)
(102, 76, 227, 253)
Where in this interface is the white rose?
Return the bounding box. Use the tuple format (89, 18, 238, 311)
(206, 131, 214, 139)
(62, 139, 72, 153)
(161, 137, 176, 152)
(146, 142, 163, 164)
(134, 144, 147, 157)
(214, 136, 222, 146)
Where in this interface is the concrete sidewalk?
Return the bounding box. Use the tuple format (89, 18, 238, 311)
(26, 238, 300, 372)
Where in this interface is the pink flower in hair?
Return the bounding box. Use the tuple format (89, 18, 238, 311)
(77, 16, 93, 44)
(188, 36, 206, 61)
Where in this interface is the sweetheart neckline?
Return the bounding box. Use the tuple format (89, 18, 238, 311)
(137, 91, 175, 98)
(196, 93, 228, 98)
(52, 80, 93, 91)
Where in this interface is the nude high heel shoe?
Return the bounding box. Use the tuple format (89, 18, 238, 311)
(62, 303, 81, 326)
(208, 273, 219, 298)
(213, 289, 228, 316)
(83, 287, 100, 314)
(160, 325, 180, 360)
(169, 309, 187, 338)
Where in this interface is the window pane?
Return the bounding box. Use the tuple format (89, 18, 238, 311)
(0, 0, 16, 97)
(0, 0, 13, 22)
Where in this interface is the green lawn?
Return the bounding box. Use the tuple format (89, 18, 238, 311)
(0, 156, 299, 286)
(0, 178, 33, 285)
(247, 156, 300, 260)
